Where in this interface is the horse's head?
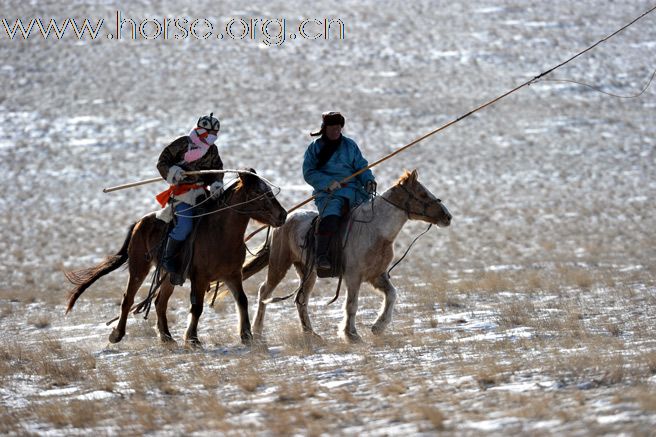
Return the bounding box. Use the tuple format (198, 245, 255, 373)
(389, 169, 452, 227)
(234, 169, 287, 227)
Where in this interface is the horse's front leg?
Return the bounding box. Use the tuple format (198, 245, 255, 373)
(340, 275, 363, 343)
(224, 276, 253, 345)
(183, 277, 209, 346)
(369, 273, 397, 335)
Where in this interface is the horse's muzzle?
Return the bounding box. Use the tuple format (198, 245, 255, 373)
(436, 209, 452, 227)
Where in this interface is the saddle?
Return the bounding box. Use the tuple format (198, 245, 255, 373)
(306, 214, 350, 279)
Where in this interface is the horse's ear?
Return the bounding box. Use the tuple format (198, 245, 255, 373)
(410, 169, 418, 182)
(239, 168, 259, 186)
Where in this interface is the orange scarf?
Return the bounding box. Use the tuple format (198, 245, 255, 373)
(156, 183, 203, 208)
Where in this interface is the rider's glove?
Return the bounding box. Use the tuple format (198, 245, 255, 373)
(365, 180, 377, 195)
(210, 180, 224, 198)
(327, 180, 342, 193)
(167, 165, 185, 185)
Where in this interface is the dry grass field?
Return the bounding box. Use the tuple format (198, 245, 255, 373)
(1, 0, 655, 435)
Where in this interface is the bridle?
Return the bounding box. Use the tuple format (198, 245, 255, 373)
(378, 182, 441, 219)
(219, 184, 279, 217)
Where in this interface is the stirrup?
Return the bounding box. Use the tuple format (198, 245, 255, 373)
(317, 255, 331, 270)
(168, 271, 185, 286)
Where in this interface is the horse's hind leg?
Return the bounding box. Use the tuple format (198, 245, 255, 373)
(109, 261, 150, 343)
(293, 262, 319, 338)
(341, 275, 363, 343)
(369, 273, 397, 335)
(252, 256, 292, 339)
(155, 280, 175, 343)
(224, 276, 253, 345)
(184, 277, 210, 346)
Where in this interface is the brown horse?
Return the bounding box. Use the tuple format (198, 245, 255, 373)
(241, 169, 451, 342)
(65, 170, 287, 346)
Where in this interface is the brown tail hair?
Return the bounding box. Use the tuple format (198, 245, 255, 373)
(64, 223, 136, 314)
(242, 242, 270, 280)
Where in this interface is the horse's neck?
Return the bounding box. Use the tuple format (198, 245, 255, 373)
(206, 195, 250, 247)
(352, 188, 408, 242)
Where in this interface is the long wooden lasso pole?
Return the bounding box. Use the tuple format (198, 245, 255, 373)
(243, 4, 656, 242)
(102, 5, 655, 243)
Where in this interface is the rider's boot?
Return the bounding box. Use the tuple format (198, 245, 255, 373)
(316, 233, 332, 270)
(162, 237, 185, 285)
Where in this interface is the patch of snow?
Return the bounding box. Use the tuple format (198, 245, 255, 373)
(75, 390, 116, 400)
(321, 379, 354, 389)
(596, 412, 635, 425)
(464, 417, 521, 431)
(66, 116, 105, 124)
(69, 138, 99, 147)
(489, 381, 540, 392)
(476, 7, 505, 14)
(39, 387, 79, 397)
(529, 419, 562, 429)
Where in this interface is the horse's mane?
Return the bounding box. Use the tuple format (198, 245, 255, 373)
(349, 170, 417, 223)
(225, 180, 243, 195)
(205, 180, 243, 207)
(395, 170, 414, 185)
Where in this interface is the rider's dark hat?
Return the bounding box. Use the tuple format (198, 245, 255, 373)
(310, 111, 345, 136)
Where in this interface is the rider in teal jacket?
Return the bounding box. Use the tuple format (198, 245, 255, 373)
(302, 112, 376, 270)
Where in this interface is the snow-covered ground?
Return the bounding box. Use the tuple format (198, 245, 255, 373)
(1, 0, 655, 435)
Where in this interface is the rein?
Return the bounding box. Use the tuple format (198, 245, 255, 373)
(174, 186, 281, 218)
(221, 190, 280, 217)
(386, 224, 432, 276)
(174, 171, 282, 219)
(375, 184, 439, 276)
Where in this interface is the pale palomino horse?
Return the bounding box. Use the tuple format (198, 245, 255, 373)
(242, 169, 452, 342)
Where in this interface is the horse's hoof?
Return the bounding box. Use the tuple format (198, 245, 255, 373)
(251, 338, 269, 351)
(108, 328, 124, 344)
(342, 331, 363, 344)
(371, 323, 387, 336)
(184, 337, 203, 349)
(241, 331, 253, 346)
(159, 333, 175, 344)
(304, 330, 324, 343)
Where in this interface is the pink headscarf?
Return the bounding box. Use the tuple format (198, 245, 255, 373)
(184, 127, 213, 162)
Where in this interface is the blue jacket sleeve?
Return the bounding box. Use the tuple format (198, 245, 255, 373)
(303, 141, 333, 191)
(349, 139, 375, 186)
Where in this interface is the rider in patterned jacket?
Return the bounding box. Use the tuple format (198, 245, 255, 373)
(156, 113, 224, 284)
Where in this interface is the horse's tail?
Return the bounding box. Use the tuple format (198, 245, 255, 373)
(64, 222, 136, 314)
(242, 240, 271, 281)
(209, 236, 272, 307)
